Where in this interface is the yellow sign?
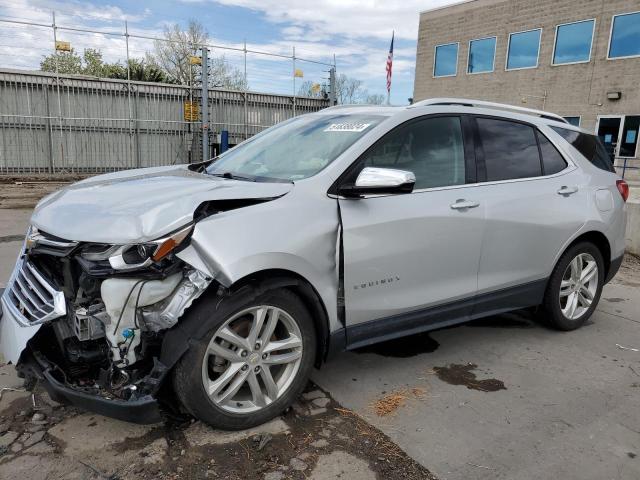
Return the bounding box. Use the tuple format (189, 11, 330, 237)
(184, 101, 200, 121)
(294, 68, 304, 78)
(55, 41, 71, 52)
(189, 56, 202, 65)
(310, 83, 321, 94)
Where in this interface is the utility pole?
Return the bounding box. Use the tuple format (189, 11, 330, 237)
(292, 46, 296, 117)
(328, 67, 337, 105)
(201, 46, 209, 162)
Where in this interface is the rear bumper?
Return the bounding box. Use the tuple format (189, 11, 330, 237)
(605, 254, 624, 284)
(18, 349, 163, 425)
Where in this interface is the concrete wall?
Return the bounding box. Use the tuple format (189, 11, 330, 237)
(626, 201, 640, 256)
(414, 0, 640, 132)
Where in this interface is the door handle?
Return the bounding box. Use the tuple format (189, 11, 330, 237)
(557, 186, 578, 196)
(450, 199, 480, 210)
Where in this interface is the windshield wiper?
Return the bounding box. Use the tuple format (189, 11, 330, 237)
(209, 171, 256, 181)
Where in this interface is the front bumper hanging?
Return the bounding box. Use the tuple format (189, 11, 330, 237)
(18, 349, 163, 425)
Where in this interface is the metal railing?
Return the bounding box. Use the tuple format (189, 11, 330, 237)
(0, 69, 329, 173)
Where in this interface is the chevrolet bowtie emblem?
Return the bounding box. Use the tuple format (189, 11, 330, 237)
(25, 235, 37, 250)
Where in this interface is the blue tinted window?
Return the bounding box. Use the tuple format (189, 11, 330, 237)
(507, 29, 541, 69)
(563, 116, 581, 126)
(434, 43, 458, 77)
(554, 20, 594, 64)
(609, 12, 640, 58)
(468, 37, 496, 73)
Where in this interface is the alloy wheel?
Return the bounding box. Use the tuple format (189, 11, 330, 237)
(559, 253, 598, 320)
(201, 305, 303, 414)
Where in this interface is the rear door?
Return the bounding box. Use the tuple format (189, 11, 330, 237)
(338, 115, 485, 340)
(470, 116, 586, 301)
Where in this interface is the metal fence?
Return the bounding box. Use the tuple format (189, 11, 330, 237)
(0, 12, 334, 173)
(0, 69, 329, 173)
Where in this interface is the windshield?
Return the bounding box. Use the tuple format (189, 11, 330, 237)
(206, 113, 386, 181)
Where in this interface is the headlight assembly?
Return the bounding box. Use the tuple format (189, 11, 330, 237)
(79, 224, 193, 271)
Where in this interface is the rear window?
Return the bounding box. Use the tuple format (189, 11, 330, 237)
(551, 126, 615, 173)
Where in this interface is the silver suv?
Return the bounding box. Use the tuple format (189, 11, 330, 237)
(0, 98, 628, 429)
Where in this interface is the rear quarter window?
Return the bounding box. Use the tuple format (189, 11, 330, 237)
(537, 133, 568, 175)
(551, 126, 615, 173)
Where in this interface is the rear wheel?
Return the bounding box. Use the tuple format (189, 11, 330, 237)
(542, 242, 604, 331)
(173, 287, 316, 430)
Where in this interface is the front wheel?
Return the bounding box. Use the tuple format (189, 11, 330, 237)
(542, 242, 604, 331)
(173, 287, 316, 430)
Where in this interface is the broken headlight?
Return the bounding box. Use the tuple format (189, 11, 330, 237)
(79, 224, 193, 271)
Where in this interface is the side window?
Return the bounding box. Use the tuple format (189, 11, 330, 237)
(551, 127, 615, 173)
(361, 116, 466, 190)
(538, 133, 568, 175)
(477, 118, 541, 181)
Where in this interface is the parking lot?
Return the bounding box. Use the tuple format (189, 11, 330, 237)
(1, 180, 639, 479)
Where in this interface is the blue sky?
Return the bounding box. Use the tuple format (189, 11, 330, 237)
(0, 0, 460, 104)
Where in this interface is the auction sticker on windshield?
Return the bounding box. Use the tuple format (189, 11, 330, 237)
(324, 123, 371, 132)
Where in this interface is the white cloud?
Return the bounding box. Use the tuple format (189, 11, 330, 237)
(209, 0, 458, 41)
(0, 0, 457, 100)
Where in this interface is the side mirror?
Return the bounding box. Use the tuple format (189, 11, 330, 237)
(339, 167, 416, 197)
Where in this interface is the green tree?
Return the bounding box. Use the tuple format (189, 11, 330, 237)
(40, 49, 83, 74)
(40, 48, 171, 84)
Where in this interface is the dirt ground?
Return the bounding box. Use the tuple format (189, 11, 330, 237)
(0, 175, 87, 210)
(0, 371, 435, 480)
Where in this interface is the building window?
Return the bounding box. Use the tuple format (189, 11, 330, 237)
(608, 12, 640, 59)
(553, 19, 595, 64)
(596, 115, 640, 159)
(563, 116, 581, 126)
(434, 43, 459, 77)
(468, 37, 496, 73)
(620, 116, 640, 158)
(506, 29, 541, 70)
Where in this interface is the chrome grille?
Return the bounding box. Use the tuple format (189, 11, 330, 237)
(3, 258, 66, 325)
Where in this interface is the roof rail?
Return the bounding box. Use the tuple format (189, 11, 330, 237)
(409, 97, 569, 124)
(322, 103, 394, 111)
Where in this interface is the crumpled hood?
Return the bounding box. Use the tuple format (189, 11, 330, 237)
(30, 165, 293, 244)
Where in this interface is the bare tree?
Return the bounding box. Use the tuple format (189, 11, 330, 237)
(335, 73, 365, 104)
(297, 80, 325, 98)
(149, 20, 247, 90)
(149, 21, 206, 85)
(365, 93, 386, 105)
(207, 55, 247, 90)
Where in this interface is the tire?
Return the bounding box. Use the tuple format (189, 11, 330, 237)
(541, 241, 605, 331)
(173, 286, 316, 430)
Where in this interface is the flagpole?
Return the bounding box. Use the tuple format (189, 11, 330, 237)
(386, 30, 394, 106)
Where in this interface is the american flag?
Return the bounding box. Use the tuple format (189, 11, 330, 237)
(386, 31, 394, 95)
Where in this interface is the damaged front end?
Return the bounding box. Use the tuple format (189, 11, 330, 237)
(0, 225, 211, 423)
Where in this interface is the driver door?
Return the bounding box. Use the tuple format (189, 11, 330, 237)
(338, 115, 485, 346)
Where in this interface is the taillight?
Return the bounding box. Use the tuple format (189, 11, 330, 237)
(616, 179, 629, 202)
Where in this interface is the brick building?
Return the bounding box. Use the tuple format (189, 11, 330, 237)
(413, 0, 640, 176)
